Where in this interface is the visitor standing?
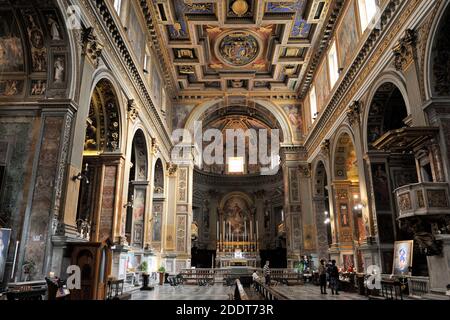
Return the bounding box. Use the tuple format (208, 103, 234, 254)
(319, 259, 328, 294)
(263, 261, 271, 286)
(252, 270, 260, 289)
(329, 260, 340, 295)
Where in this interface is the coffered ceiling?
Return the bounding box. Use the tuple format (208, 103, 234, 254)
(148, 0, 331, 99)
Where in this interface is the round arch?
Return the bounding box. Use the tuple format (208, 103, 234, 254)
(55, 2, 79, 100)
(0, 4, 73, 100)
(363, 78, 410, 153)
(129, 124, 153, 179)
(311, 158, 333, 253)
(312, 158, 330, 197)
(424, 0, 450, 100)
(184, 98, 293, 144)
(330, 126, 358, 181)
(89, 69, 127, 152)
(130, 129, 149, 181)
(219, 191, 254, 210)
(153, 158, 165, 195)
(84, 77, 123, 154)
(252, 99, 295, 144)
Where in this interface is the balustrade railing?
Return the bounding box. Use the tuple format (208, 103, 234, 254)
(234, 280, 249, 300)
(253, 280, 289, 300)
(407, 276, 430, 297)
(394, 182, 450, 218)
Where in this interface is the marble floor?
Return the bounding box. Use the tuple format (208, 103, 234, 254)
(131, 283, 368, 300)
(131, 284, 234, 300)
(269, 285, 368, 300)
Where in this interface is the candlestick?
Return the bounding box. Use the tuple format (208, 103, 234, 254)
(217, 221, 219, 241)
(11, 241, 19, 280)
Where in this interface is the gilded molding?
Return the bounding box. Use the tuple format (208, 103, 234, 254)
(305, 0, 424, 155)
(347, 101, 362, 127)
(393, 29, 417, 71)
(81, 26, 104, 67)
(167, 162, 178, 177)
(127, 99, 139, 122)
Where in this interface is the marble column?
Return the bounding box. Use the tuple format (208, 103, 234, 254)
(281, 147, 304, 267)
(299, 164, 315, 256)
(49, 30, 104, 278)
(163, 146, 195, 274)
(19, 108, 75, 280)
(393, 29, 426, 127)
(89, 153, 126, 244)
(319, 141, 340, 259)
(312, 195, 330, 260)
(348, 102, 381, 270)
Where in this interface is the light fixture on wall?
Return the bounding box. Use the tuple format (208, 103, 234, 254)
(353, 202, 366, 211)
(73, 163, 90, 184)
(324, 211, 330, 224)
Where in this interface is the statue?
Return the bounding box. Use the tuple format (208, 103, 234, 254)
(77, 219, 91, 241)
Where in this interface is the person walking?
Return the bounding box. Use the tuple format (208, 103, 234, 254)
(318, 259, 328, 294)
(329, 260, 340, 295)
(263, 261, 271, 286)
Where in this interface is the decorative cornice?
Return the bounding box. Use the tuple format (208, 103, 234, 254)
(127, 99, 139, 122)
(138, 0, 177, 96)
(304, 0, 423, 155)
(91, 0, 172, 152)
(298, 163, 312, 178)
(254, 190, 266, 199)
(193, 169, 283, 187)
(81, 26, 104, 67)
(298, 0, 346, 97)
(167, 162, 178, 177)
(347, 101, 362, 127)
(320, 139, 330, 156)
(393, 28, 417, 71)
(151, 137, 158, 156)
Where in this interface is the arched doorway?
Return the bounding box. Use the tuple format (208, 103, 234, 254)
(332, 132, 365, 271)
(150, 159, 164, 252)
(365, 82, 420, 273)
(76, 79, 122, 243)
(313, 161, 332, 260)
(123, 129, 148, 248)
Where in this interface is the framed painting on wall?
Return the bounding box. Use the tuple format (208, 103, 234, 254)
(343, 254, 355, 270)
(392, 240, 414, 275)
(340, 203, 350, 227)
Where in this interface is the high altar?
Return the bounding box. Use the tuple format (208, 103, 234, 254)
(215, 194, 260, 267)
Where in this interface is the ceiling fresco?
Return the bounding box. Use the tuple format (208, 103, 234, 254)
(150, 0, 330, 95)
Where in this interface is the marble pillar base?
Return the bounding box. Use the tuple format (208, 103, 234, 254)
(50, 234, 87, 279)
(358, 242, 381, 273)
(427, 235, 450, 294)
(111, 246, 129, 280)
